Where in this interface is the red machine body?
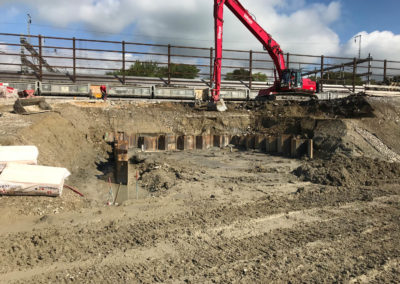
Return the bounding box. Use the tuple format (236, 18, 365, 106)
(211, 0, 316, 102)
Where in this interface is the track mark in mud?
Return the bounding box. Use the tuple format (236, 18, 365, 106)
(5, 194, 400, 284)
(181, 201, 400, 283)
(1, 242, 178, 283)
(348, 258, 400, 284)
(1, 185, 398, 275)
(204, 209, 320, 240)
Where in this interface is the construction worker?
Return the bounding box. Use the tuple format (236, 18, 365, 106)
(100, 85, 107, 101)
(290, 71, 296, 87)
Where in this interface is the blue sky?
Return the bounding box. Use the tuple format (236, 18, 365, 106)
(331, 0, 400, 40)
(0, 0, 399, 60)
(0, 0, 398, 43)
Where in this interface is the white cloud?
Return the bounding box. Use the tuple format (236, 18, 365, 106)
(0, 43, 20, 71)
(1, 0, 341, 53)
(342, 31, 400, 61)
(1, 0, 400, 77)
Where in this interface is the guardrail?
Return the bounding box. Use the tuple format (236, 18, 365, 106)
(0, 32, 399, 93)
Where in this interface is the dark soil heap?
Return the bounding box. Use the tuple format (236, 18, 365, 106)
(294, 154, 400, 187)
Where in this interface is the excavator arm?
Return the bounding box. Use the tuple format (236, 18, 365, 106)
(212, 0, 286, 102)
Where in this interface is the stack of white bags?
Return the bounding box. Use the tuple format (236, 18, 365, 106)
(0, 146, 70, 197)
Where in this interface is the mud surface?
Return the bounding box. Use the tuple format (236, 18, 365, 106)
(0, 96, 399, 283)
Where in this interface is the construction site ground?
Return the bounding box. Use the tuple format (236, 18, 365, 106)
(0, 96, 399, 283)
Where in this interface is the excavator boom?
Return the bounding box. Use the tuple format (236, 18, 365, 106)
(212, 0, 315, 103)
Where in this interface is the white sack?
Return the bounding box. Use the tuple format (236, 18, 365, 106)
(0, 163, 71, 197)
(0, 146, 39, 168)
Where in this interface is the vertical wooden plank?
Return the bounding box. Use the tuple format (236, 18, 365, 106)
(38, 35, 43, 82)
(320, 55, 324, 92)
(168, 44, 171, 85)
(249, 50, 253, 90)
(122, 40, 126, 84)
(72, 37, 76, 82)
(353, 57, 357, 93)
(367, 53, 371, 85)
(383, 59, 387, 83)
(210, 47, 213, 87)
(286, 52, 290, 68)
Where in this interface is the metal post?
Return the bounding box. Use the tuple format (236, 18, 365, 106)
(383, 60, 387, 83)
(210, 47, 213, 87)
(38, 35, 43, 81)
(286, 52, 290, 68)
(72, 37, 76, 82)
(353, 57, 357, 93)
(320, 55, 324, 92)
(367, 53, 371, 85)
(122, 41, 126, 84)
(249, 50, 253, 89)
(167, 44, 171, 85)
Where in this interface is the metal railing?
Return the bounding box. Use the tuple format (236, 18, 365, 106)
(0, 32, 399, 93)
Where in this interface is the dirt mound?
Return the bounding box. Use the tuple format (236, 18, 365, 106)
(237, 94, 374, 119)
(132, 153, 194, 193)
(294, 154, 400, 187)
(311, 94, 374, 118)
(141, 166, 177, 192)
(312, 119, 348, 156)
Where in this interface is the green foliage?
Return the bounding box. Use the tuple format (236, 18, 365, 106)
(310, 71, 363, 85)
(390, 75, 400, 82)
(382, 75, 400, 85)
(126, 61, 159, 77)
(158, 63, 200, 79)
(225, 68, 267, 82)
(252, 72, 268, 82)
(108, 61, 199, 79)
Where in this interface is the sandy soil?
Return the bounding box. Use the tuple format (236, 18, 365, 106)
(0, 96, 399, 283)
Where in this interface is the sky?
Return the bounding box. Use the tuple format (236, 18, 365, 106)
(0, 0, 399, 62)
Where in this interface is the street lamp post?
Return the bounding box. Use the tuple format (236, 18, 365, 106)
(354, 34, 362, 59)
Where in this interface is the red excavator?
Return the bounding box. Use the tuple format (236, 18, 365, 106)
(211, 0, 317, 111)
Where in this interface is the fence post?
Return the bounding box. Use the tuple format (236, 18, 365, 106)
(38, 35, 43, 82)
(383, 59, 387, 83)
(249, 50, 253, 89)
(168, 44, 171, 85)
(72, 37, 76, 82)
(122, 40, 126, 84)
(367, 53, 371, 85)
(320, 55, 324, 92)
(353, 57, 357, 93)
(210, 47, 213, 87)
(286, 52, 290, 68)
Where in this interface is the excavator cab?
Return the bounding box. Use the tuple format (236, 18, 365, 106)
(281, 69, 302, 89)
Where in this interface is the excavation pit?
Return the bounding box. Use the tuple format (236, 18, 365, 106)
(1, 96, 399, 283)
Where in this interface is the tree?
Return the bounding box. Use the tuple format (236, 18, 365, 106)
(158, 63, 200, 79)
(391, 75, 400, 82)
(225, 68, 267, 81)
(310, 71, 363, 86)
(383, 75, 400, 85)
(252, 72, 268, 82)
(124, 61, 160, 77)
(108, 61, 200, 79)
